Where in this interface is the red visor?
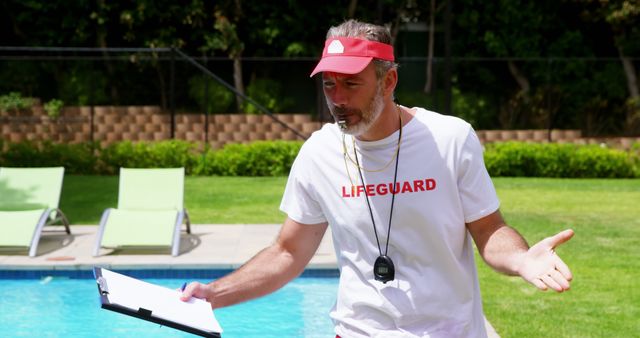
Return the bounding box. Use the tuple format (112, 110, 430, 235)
(310, 37, 394, 77)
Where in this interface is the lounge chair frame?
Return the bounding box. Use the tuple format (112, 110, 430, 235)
(0, 166, 70, 257)
(92, 167, 190, 257)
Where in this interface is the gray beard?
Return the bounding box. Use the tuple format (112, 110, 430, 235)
(327, 86, 385, 137)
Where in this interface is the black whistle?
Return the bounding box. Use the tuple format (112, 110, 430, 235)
(374, 255, 395, 283)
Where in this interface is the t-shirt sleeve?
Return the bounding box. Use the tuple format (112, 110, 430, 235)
(279, 151, 327, 225)
(457, 126, 500, 223)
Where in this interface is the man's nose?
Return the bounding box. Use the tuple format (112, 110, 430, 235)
(327, 85, 349, 106)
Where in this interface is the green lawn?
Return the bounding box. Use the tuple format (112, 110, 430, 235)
(59, 176, 639, 337)
(59, 175, 289, 224)
(483, 178, 640, 337)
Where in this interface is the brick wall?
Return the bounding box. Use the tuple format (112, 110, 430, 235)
(477, 129, 640, 150)
(1, 106, 321, 148)
(2, 106, 639, 150)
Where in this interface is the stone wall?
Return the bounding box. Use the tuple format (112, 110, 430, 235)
(1, 106, 639, 150)
(476, 129, 640, 150)
(0, 106, 321, 148)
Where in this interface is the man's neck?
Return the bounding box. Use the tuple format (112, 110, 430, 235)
(356, 101, 408, 142)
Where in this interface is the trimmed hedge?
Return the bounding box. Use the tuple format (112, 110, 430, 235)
(100, 140, 199, 175)
(484, 142, 639, 178)
(194, 141, 302, 176)
(0, 141, 98, 175)
(0, 140, 303, 176)
(0, 140, 638, 178)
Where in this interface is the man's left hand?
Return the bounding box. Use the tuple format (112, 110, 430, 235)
(517, 229, 574, 292)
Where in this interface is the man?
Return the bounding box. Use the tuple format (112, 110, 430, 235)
(182, 19, 574, 337)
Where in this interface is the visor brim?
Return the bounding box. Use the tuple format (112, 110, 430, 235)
(309, 56, 374, 77)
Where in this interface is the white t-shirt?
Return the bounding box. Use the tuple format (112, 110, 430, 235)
(280, 108, 500, 338)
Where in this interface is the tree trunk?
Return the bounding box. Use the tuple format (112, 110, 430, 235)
(155, 62, 168, 110)
(233, 55, 245, 112)
(507, 60, 530, 96)
(347, 0, 358, 18)
(234, 0, 243, 17)
(390, 16, 401, 46)
(95, 0, 119, 104)
(618, 46, 640, 133)
(619, 46, 639, 99)
(3, 2, 27, 41)
(98, 45, 120, 104)
(424, 0, 436, 94)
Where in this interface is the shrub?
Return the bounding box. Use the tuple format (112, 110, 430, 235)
(567, 145, 636, 178)
(195, 141, 302, 176)
(632, 142, 640, 177)
(44, 99, 64, 119)
(484, 142, 638, 178)
(395, 90, 436, 110)
(0, 141, 97, 174)
(187, 75, 234, 113)
(483, 142, 572, 177)
(0, 139, 635, 178)
(0, 140, 302, 176)
(99, 140, 199, 174)
(58, 65, 109, 105)
(0, 92, 36, 113)
(0, 141, 41, 167)
(243, 78, 293, 114)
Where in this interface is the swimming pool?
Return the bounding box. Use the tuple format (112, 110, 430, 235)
(0, 270, 338, 338)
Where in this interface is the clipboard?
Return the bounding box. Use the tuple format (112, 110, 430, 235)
(93, 267, 222, 337)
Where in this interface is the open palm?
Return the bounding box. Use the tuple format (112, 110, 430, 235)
(518, 229, 574, 292)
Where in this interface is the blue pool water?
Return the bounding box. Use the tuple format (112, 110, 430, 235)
(0, 273, 338, 338)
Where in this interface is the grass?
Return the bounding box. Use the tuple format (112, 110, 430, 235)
(58, 176, 639, 337)
(59, 175, 288, 224)
(481, 178, 640, 337)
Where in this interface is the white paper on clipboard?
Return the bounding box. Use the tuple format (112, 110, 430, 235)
(95, 267, 222, 335)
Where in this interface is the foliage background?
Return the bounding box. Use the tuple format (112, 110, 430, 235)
(0, 139, 638, 178)
(0, 0, 639, 135)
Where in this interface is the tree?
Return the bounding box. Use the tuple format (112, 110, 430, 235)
(454, 0, 597, 130)
(578, 0, 640, 134)
(424, 0, 446, 94)
(91, 0, 122, 104)
(605, 0, 640, 133)
(605, 1, 640, 98)
(116, 0, 212, 108)
(203, 9, 246, 111)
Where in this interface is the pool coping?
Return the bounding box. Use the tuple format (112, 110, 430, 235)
(0, 224, 338, 271)
(0, 268, 341, 279)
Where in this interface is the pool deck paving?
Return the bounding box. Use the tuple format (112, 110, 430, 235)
(0, 224, 499, 337)
(0, 224, 336, 270)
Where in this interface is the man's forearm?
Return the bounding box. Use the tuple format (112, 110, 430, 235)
(207, 243, 304, 309)
(469, 211, 575, 292)
(479, 225, 529, 276)
(181, 218, 327, 308)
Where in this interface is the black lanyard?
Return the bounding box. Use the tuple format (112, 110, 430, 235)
(352, 113, 402, 283)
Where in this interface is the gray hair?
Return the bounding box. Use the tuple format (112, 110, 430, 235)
(326, 19, 399, 80)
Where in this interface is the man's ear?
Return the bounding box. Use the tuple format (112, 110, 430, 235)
(383, 68, 398, 98)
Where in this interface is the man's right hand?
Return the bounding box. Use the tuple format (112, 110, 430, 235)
(179, 218, 328, 310)
(180, 281, 214, 307)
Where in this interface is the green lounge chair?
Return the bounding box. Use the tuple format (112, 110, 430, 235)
(93, 168, 191, 257)
(0, 167, 71, 257)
